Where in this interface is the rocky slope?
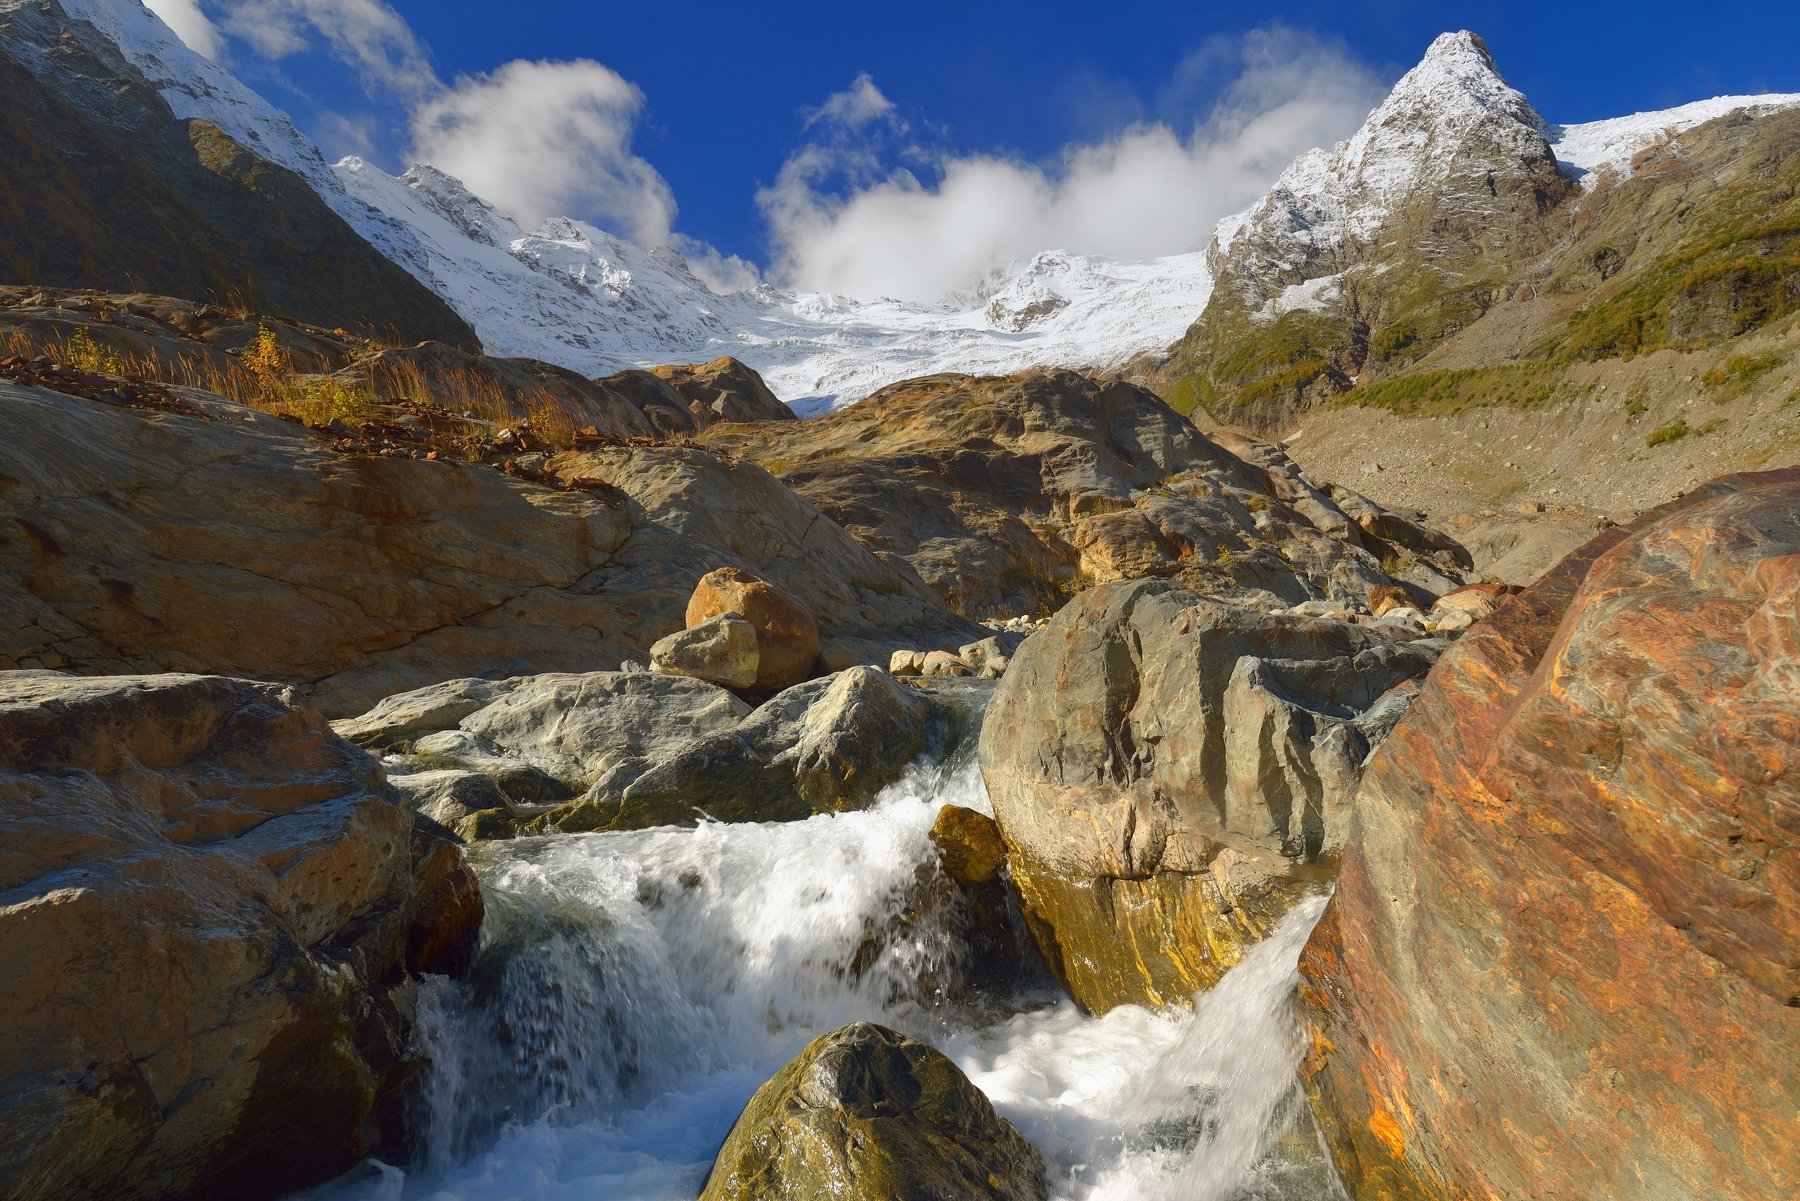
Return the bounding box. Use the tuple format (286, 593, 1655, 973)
(0, 309, 982, 714)
(700, 369, 1470, 617)
(1144, 31, 1800, 575)
(1298, 469, 1800, 1201)
(0, 672, 481, 1201)
(1275, 104, 1800, 563)
(1159, 31, 1800, 425)
(0, 0, 476, 349)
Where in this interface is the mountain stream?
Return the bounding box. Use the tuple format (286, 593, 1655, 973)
(301, 732, 1344, 1201)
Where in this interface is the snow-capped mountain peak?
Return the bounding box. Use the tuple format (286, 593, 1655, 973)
(1212, 30, 1564, 308)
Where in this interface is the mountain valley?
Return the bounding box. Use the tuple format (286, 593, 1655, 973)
(2, 5, 1797, 1201)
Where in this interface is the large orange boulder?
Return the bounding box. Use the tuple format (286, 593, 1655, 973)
(1298, 469, 1800, 1201)
(686, 567, 821, 690)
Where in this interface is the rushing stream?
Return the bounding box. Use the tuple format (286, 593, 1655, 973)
(302, 740, 1343, 1201)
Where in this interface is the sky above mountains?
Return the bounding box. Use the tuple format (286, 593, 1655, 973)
(143, 0, 1800, 301)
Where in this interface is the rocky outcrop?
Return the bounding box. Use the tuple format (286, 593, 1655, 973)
(701, 369, 1469, 616)
(341, 667, 946, 837)
(700, 1021, 1046, 1201)
(648, 356, 795, 427)
(979, 580, 1440, 1012)
(1298, 469, 1800, 1201)
(0, 0, 477, 350)
(0, 671, 480, 1201)
(684, 566, 822, 690)
(0, 375, 980, 715)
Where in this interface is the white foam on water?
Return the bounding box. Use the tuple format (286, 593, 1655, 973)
(297, 759, 1339, 1201)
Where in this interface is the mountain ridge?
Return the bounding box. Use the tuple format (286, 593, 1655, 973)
(21, 3, 1800, 419)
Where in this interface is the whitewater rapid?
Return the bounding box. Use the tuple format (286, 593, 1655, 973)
(300, 749, 1341, 1201)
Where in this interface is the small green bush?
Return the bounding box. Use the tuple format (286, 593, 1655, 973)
(1647, 419, 1690, 446)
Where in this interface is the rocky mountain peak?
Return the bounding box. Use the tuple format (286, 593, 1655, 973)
(1210, 29, 1563, 303)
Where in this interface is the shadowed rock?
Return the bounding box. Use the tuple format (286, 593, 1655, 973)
(0, 672, 480, 1201)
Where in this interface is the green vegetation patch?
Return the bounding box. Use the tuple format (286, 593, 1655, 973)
(1338, 364, 1564, 416)
(1647, 416, 1727, 447)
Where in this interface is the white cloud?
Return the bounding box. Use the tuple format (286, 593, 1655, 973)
(671, 235, 764, 294)
(759, 29, 1387, 302)
(409, 58, 678, 248)
(804, 72, 899, 132)
(218, 0, 438, 99)
(143, 0, 224, 59)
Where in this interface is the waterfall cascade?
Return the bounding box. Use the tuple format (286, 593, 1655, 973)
(302, 747, 1341, 1201)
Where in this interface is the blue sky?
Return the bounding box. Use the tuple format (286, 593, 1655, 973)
(150, 1, 1800, 297)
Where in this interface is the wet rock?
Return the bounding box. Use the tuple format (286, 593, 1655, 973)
(649, 612, 759, 689)
(979, 580, 1439, 1012)
(0, 672, 479, 1201)
(409, 834, 485, 978)
(930, 805, 1008, 886)
(1299, 470, 1800, 1201)
(686, 566, 823, 691)
(700, 1022, 1046, 1201)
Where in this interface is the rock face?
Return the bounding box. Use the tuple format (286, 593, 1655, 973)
(0, 672, 480, 1201)
(700, 1022, 1046, 1201)
(685, 566, 822, 690)
(340, 667, 944, 837)
(979, 580, 1440, 1012)
(701, 369, 1469, 617)
(1298, 469, 1800, 1201)
(0, 0, 477, 350)
(0, 377, 979, 715)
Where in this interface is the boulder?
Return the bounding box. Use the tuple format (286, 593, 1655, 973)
(1298, 470, 1800, 1201)
(335, 672, 750, 807)
(348, 667, 945, 837)
(979, 580, 1439, 1012)
(930, 805, 1009, 886)
(0, 672, 480, 1201)
(888, 649, 923, 676)
(649, 612, 759, 689)
(686, 567, 823, 690)
(648, 356, 795, 426)
(536, 667, 944, 832)
(700, 1022, 1046, 1201)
